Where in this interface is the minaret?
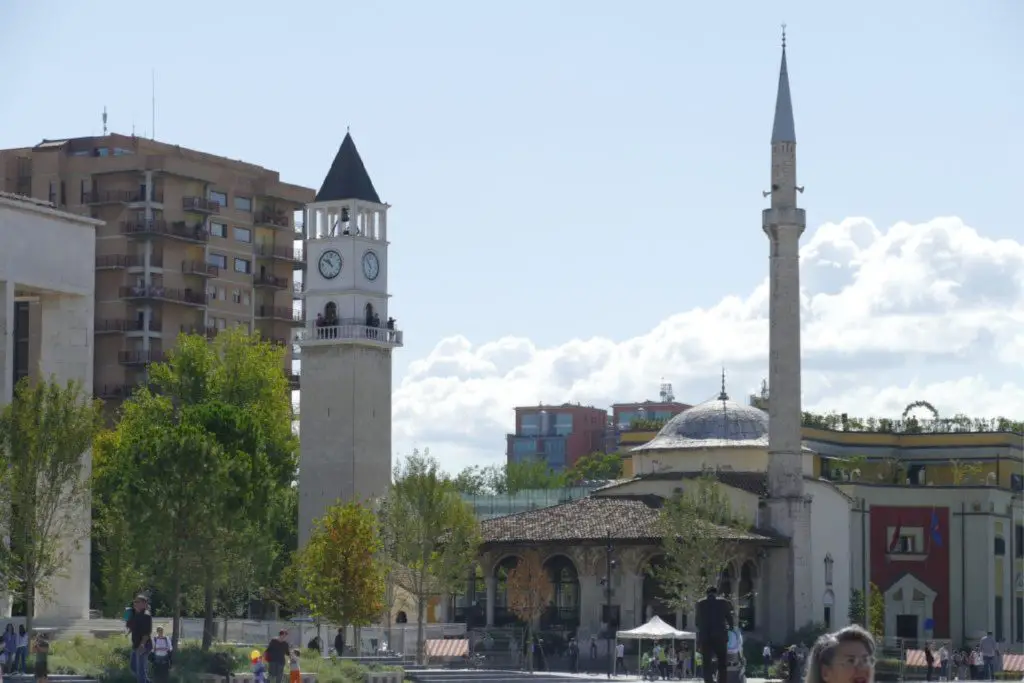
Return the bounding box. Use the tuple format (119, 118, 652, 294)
(761, 27, 812, 638)
(297, 133, 402, 546)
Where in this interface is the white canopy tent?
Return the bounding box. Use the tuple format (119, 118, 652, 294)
(617, 615, 695, 641)
(616, 616, 696, 676)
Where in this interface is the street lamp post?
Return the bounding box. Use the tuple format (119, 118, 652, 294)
(602, 529, 617, 678)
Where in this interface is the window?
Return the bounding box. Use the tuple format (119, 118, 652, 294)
(824, 606, 832, 629)
(232, 289, 241, 304)
(553, 413, 574, 436)
(208, 190, 227, 207)
(48, 181, 57, 204)
(233, 196, 252, 212)
(208, 253, 227, 269)
(209, 221, 227, 238)
(1016, 525, 1024, 558)
(996, 537, 1007, 556)
(824, 554, 834, 585)
(1016, 597, 1023, 642)
(234, 227, 252, 243)
(233, 258, 251, 274)
(520, 414, 539, 436)
(887, 526, 924, 554)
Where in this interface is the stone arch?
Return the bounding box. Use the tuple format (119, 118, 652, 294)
(738, 560, 758, 631)
(823, 589, 836, 629)
(541, 554, 581, 630)
(492, 555, 522, 627)
(323, 301, 337, 323)
(641, 554, 677, 627)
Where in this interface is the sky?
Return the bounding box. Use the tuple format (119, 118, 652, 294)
(2, 1, 1023, 472)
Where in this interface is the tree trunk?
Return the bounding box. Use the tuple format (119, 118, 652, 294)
(171, 570, 183, 650)
(201, 568, 215, 651)
(416, 596, 426, 665)
(24, 578, 35, 644)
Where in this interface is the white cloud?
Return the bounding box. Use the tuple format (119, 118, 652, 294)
(393, 217, 1024, 472)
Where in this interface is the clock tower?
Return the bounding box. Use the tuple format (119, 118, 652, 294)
(297, 133, 402, 546)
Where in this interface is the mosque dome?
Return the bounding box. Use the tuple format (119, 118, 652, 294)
(633, 385, 770, 451)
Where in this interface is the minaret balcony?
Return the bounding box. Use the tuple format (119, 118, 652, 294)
(761, 207, 806, 229)
(297, 322, 403, 349)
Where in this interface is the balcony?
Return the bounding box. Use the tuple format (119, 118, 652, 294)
(95, 319, 163, 334)
(121, 220, 209, 244)
(256, 244, 303, 263)
(254, 273, 288, 290)
(96, 254, 144, 270)
(255, 210, 291, 230)
(255, 305, 301, 324)
(118, 350, 166, 366)
(182, 197, 221, 214)
(118, 285, 207, 308)
(182, 260, 219, 278)
(87, 189, 164, 205)
(95, 384, 139, 401)
(297, 322, 403, 349)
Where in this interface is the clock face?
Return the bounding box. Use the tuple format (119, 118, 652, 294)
(318, 249, 342, 279)
(362, 251, 380, 281)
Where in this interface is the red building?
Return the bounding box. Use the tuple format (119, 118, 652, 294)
(506, 403, 608, 471)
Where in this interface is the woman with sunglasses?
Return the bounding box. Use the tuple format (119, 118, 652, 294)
(805, 625, 876, 683)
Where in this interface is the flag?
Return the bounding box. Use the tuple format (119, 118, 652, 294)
(930, 509, 943, 548)
(889, 519, 902, 553)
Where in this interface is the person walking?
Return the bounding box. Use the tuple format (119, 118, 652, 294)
(32, 633, 49, 683)
(126, 595, 153, 683)
(14, 626, 27, 675)
(264, 630, 290, 683)
(695, 586, 734, 683)
(150, 626, 173, 683)
(925, 643, 934, 682)
(979, 632, 998, 681)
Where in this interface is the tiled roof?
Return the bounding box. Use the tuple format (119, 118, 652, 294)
(479, 495, 782, 545)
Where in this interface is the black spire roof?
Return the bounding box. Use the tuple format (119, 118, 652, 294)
(315, 133, 381, 204)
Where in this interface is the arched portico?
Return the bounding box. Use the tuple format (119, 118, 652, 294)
(542, 555, 581, 630)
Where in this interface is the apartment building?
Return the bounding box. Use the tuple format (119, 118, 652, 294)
(0, 134, 314, 406)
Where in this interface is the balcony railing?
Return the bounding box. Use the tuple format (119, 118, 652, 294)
(118, 350, 166, 366)
(255, 244, 303, 262)
(118, 285, 208, 307)
(254, 305, 302, 322)
(254, 273, 288, 290)
(182, 197, 221, 214)
(288, 372, 300, 390)
(95, 319, 163, 334)
(255, 211, 290, 229)
(87, 189, 164, 205)
(96, 254, 144, 269)
(298, 323, 403, 348)
(121, 220, 209, 244)
(182, 260, 219, 278)
(95, 384, 138, 400)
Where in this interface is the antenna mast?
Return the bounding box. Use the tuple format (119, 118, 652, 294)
(102, 106, 108, 135)
(151, 68, 156, 140)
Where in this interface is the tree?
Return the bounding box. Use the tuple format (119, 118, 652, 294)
(950, 459, 983, 485)
(868, 582, 885, 636)
(0, 376, 102, 636)
(504, 460, 564, 494)
(653, 471, 748, 615)
(848, 588, 865, 626)
(452, 465, 489, 495)
(95, 329, 296, 647)
(292, 501, 386, 628)
(381, 453, 480, 663)
(504, 551, 554, 672)
(564, 451, 624, 483)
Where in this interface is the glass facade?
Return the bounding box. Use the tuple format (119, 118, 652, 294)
(509, 435, 568, 469)
(461, 486, 599, 520)
(618, 409, 678, 428)
(520, 413, 540, 436)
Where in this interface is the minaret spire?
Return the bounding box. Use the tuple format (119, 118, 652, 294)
(771, 25, 796, 145)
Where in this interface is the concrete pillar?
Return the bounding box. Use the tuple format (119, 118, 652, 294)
(485, 577, 496, 626)
(0, 280, 13, 405)
(35, 292, 93, 621)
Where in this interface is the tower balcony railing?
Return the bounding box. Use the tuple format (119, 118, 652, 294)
(297, 322, 403, 349)
(118, 285, 208, 307)
(121, 220, 209, 244)
(182, 197, 221, 214)
(182, 260, 219, 278)
(254, 273, 289, 290)
(96, 254, 145, 269)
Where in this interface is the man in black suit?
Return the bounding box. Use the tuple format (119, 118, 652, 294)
(695, 586, 734, 683)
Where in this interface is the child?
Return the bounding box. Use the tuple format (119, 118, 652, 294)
(289, 649, 301, 683)
(32, 634, 48, 683)
(253, 653, 267, 683)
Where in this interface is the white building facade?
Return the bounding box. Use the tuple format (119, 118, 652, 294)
(0, 192, 100, 621)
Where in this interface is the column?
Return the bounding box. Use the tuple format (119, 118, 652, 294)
(0, 280, 13, 405)
(485, 577, 496, 626)
(36, 292, 93, 621)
